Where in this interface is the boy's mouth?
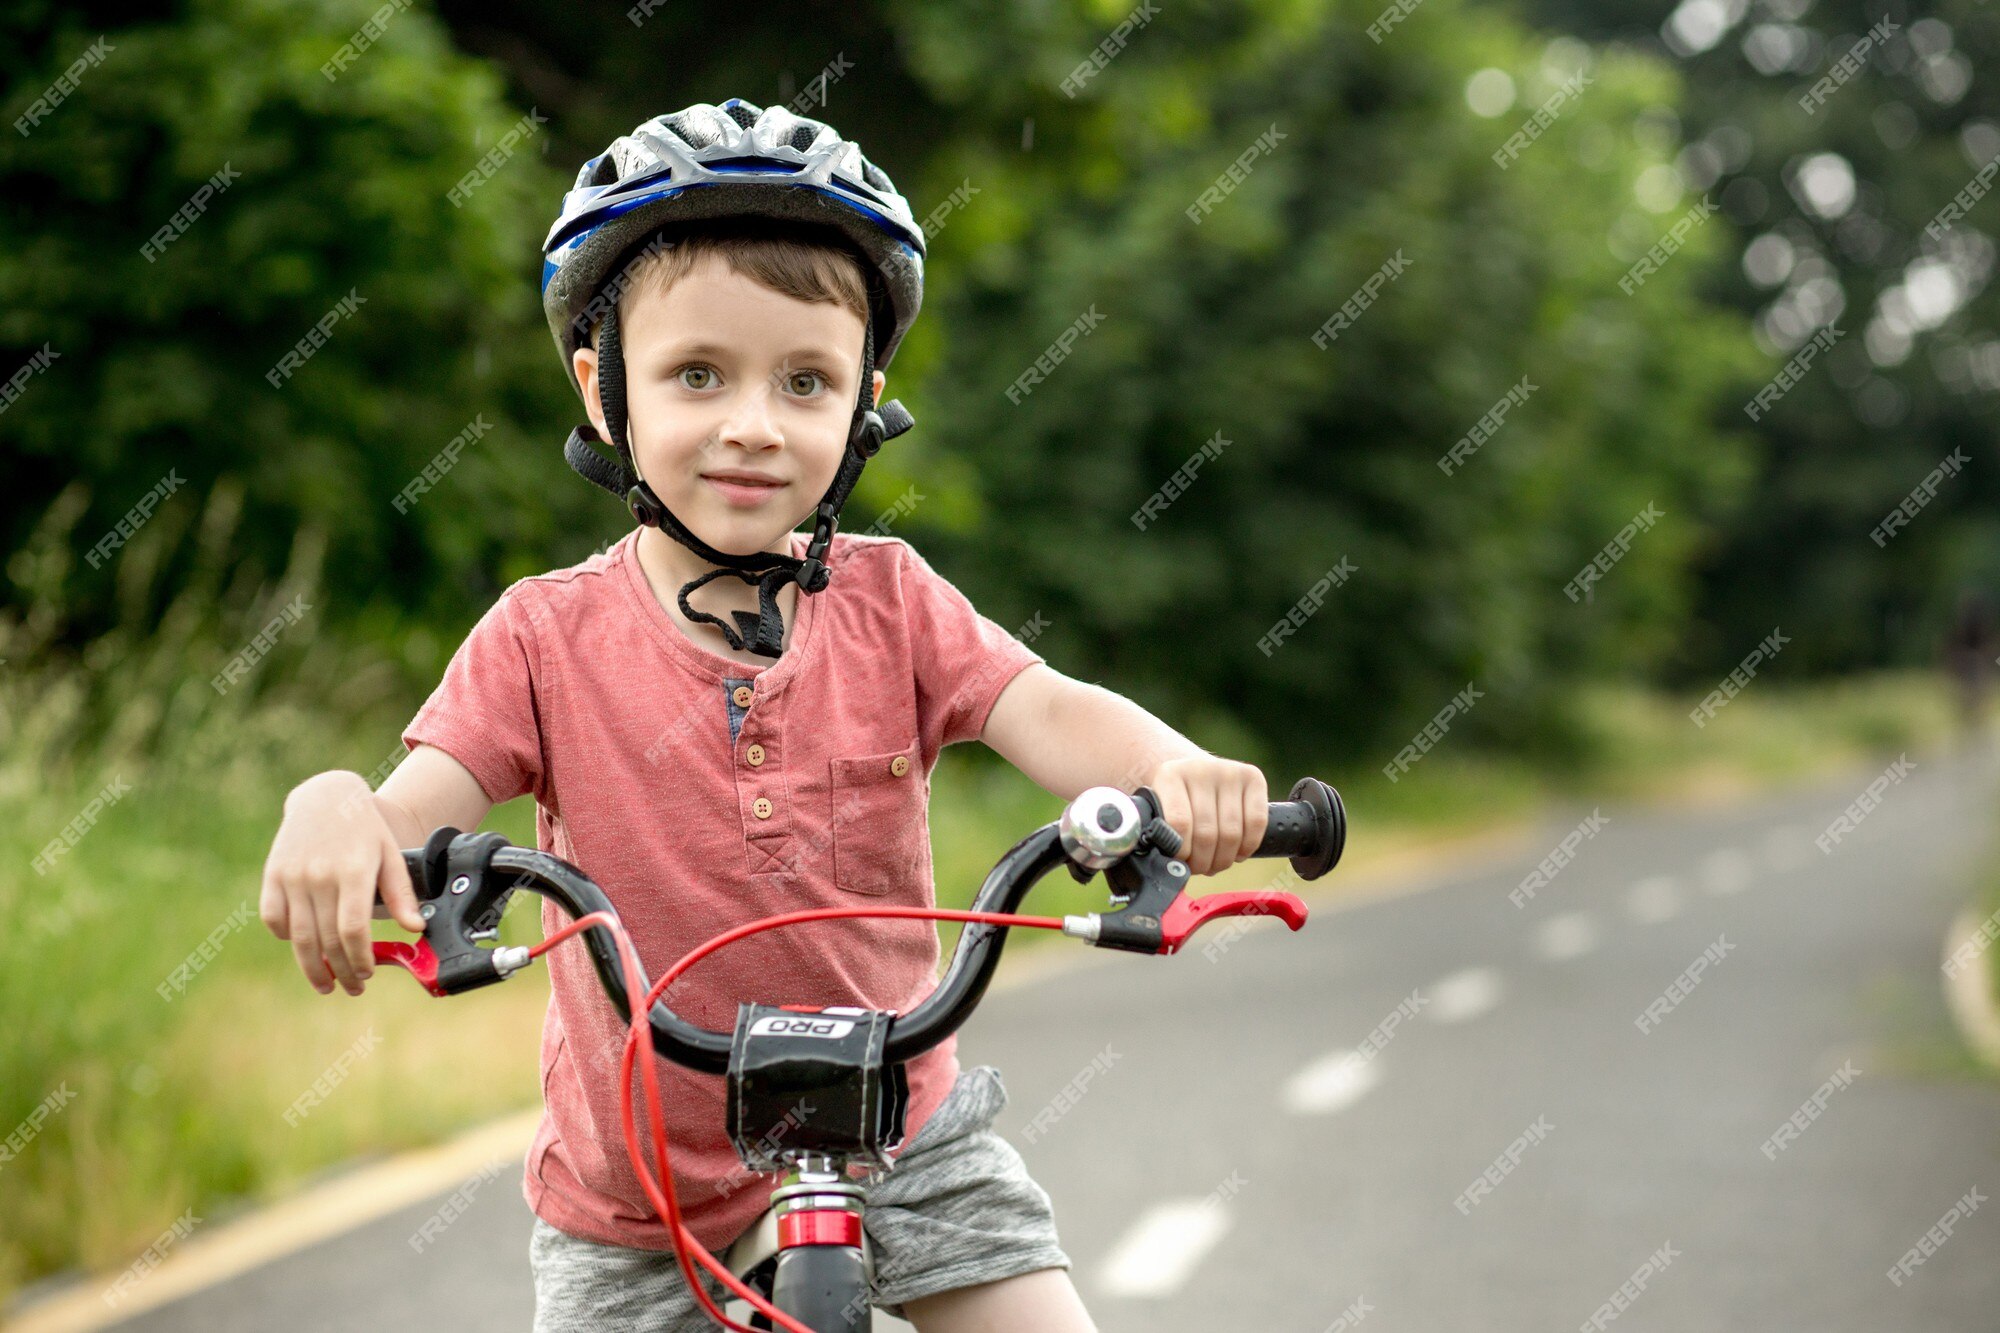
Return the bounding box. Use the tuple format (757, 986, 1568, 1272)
(701, 471, 788, 508)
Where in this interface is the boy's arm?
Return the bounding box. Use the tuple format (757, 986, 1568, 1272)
(268, 581, 540, 997)
(981, 664, 1269, 876)
(373, 743, 495, 846)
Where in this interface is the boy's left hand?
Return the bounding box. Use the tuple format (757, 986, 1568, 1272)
(1142, 755, 1269, 876)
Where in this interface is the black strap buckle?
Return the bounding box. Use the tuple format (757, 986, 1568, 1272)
(797, 502, 840, 593)
(847, 398, 915, 461)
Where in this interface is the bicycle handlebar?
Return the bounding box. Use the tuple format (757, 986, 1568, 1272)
(376, 779, 1345, 1077)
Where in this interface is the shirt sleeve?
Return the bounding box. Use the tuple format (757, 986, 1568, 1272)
(401, 583, 548, 808)
(898, 540, 1046, 754)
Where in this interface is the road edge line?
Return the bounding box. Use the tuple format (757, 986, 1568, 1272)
(4, 1109, 541, 1333)
(1942, 907, 2000, 1072)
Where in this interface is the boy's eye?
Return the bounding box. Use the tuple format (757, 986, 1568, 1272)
(785, 370, 825, 397)
(677, 365, 716, 390)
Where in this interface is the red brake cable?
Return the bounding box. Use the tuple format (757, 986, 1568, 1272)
(526, 903, 1065, 1333)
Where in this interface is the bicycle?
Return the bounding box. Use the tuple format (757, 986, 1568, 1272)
(365, 778, 1346, 1332)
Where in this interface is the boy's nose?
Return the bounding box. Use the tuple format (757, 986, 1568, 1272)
(717, 390, 784, 451)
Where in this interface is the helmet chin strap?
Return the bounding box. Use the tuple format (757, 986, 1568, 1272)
(564, 302, 913, 658)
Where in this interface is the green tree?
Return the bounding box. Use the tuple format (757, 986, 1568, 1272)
(891, 0, 1759, 769)
(4, 0, 1769, 775)
(0, 0, 593, 663)
(1514, 0, 2000, 674)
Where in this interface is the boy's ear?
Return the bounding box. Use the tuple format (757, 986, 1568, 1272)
(573, 347, 610, 439)
(872, 369, 886, 405)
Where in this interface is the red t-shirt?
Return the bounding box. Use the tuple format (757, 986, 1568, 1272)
(402, 529, 1044, 1254)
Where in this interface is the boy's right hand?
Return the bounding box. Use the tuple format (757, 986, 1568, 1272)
(261, 771, 429, 996)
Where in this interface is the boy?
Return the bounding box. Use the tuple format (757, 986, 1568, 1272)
(261, 99, 1270, 1331)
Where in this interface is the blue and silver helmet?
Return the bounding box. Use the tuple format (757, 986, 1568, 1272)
(541, 98, 926, 400)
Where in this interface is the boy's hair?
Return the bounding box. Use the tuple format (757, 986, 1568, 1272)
(592, 217, 876, 350)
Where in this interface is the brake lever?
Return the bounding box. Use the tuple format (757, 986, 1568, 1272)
(1062, 843, 1310, 955)
(368, 828, 533, 995)
(1058, 786, 1310, 955)
(1156, 888, 1308, 954)
(373, 939, 447, 996)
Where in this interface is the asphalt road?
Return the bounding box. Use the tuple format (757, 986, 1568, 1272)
(108, 751, 2000, 1331)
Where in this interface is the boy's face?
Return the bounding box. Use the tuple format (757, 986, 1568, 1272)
(573, 251, 885, 557)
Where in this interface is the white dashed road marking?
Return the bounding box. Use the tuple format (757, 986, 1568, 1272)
(1627, 875, 1683, 923)
(1095, 1199, 1234, 1298)
(1761, 824, 1812, 872)
(1698, 848, 1755, 896)
(1282, 1050, 1384, 1115)
(1427, 967, 1503, 1023)
(1535, 912, 1599, 961)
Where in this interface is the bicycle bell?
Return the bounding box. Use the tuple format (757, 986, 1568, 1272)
(1059, 786, 1144, 869)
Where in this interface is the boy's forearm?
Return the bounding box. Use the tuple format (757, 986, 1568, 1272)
(1022, 676, 1206, 801)
(984, 667, 1269, 876)
(372, 790, 428, 848)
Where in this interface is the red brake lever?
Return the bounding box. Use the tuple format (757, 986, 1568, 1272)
(1157, 891, 1309, 955)
(372, 939, 446, 996)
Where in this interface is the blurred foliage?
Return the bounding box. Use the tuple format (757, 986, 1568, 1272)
(0, 478, 551, 1299)
(891, 3, 1759, 773)
(1515, 0, 2000, 673)
(0, 0, 600, 675)
(2, 0, 1777, 777)
(4, 0, 1994, 768)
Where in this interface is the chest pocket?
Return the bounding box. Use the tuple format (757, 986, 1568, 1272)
(829, 740, 926, 896)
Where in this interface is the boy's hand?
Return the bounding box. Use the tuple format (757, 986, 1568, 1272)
(261, 771, 427, 996)
(1143, 755, 1269, 877)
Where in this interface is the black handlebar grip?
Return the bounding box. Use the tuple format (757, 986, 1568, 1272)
(1256, 802, 1316, 855)
(371, 832, 456, 919)
(1253, 778, 1346, 881)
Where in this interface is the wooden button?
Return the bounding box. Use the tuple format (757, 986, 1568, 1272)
(890, 755, 910, 777)
(753, 796, 773, 819)
(732, 685, 754, 708)
(746, 743, 766, 767)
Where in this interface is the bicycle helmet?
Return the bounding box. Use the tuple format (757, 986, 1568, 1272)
(543, 98, 925, 658)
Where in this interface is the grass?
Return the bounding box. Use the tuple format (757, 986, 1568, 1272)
(0, 483, 564, 1303)
(0, 489, 1956, 1306)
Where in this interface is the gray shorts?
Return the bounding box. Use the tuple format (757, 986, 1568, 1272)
(529, 1065, 1071, 1329)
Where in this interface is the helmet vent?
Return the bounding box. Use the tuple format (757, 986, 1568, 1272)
(833, 173, 881, 203)
(663, 111, 718, 150)
(722, 101, 761, 129)
(788, 124, 819, 151)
